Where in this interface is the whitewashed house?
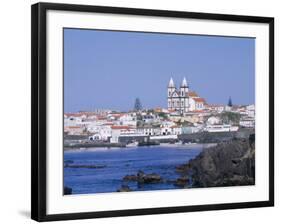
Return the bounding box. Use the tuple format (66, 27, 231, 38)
(170, 125, 182, 135)
(246, 104, 255, 118)
(110, 126, 138, 143)
(138, 126, 161, 136)
(239, 118, 255, 128)
(119, 113, 137, 126)
(160, 120, 177, 135)
(207, 104, 225, 113)
(206, 116, 221, 125)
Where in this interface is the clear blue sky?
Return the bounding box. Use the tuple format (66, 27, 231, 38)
(64, 28, 255, 112)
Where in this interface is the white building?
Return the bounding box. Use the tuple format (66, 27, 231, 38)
(239, 118, 255, 128)
(160, 120, 177, 135)
(119, 113, 137, 126)
(207, 104, 225, 113)
(167, 77, 206, 113)
(246, 104, 255, 118)
(138, 126, 161, 136)
(206, 116, 221, 125)
(110, 126, 139, 143)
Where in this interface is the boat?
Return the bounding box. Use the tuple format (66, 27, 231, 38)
(204, 124, 239, 132)
(174, 140, 183, 145)
(126, 141, 138, 147)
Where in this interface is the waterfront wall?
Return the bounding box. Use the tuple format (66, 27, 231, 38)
(118, 128, 254, 144)
(64, 128, 254, 148)
(179, 128, 254, 143)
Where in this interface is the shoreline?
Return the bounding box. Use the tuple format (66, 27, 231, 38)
(177, 134, 255, 188)
(64, 143, 216, 152)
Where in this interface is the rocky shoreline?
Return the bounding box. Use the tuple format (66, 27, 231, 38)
(64, 134, 255, 194)
(176, 134, 255, 188)
(64, 128, 254, 150)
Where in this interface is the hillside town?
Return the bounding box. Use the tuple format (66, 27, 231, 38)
(64, 78, 255, 147)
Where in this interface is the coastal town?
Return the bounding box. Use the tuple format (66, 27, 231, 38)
(64, 78, 255, 148)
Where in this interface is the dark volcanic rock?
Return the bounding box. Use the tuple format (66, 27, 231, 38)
(174, 176, 190, 187)
(117, 184, 132, 192)
(183, 135, 255, 188)
(176, 163, 191, 173)
(64, 186, 72, 195)
(123, 171, 162, 184)
(137, 171, 162, 184)
(123, 175, 138, 181)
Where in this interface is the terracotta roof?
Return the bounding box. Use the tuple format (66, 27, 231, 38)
(193, 98, 206, 103)
(65, 126, 82, 129)
(96, 116, 107, 120)
(171, 125, 179, 128)
(187, 91, 198, 97)
(154, 107, 162, 112)
(110, 114, 123, 118)
(191, 110, 206, 113)
(111, 125, 130, 130)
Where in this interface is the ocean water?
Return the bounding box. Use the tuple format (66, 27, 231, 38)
(64, 145, 205, 194)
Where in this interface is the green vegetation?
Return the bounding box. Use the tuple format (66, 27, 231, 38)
(157, 112, 168, 119)
(134, 98, 142, 111)
(219, 112, 241, 125)
(180, 120, 194, 127)
(228, 97, 233, 107)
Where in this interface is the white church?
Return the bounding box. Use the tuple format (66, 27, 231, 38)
(167, 77, 206, 114)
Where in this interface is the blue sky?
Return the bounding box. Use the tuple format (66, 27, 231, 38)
(64, 28, 255, 112)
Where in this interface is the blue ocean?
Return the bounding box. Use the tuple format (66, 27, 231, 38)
(64, 145, 204, 194)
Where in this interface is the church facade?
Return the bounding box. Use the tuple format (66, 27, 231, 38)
(167, 77, 206, 114)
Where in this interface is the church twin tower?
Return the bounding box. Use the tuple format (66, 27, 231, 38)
(167, 77, 190, 114)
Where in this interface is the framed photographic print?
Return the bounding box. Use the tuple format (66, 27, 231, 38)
(31, 2, 274, 222)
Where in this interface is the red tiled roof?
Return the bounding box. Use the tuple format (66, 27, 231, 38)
(187, 91, 198, 97)
(191, 110, 208, 113)
(65, 126, 82, 129)
(171, 125, 179, 128)
(193, 98, 206, 103)
(110, 114, 122, 118)
(111, 125, 130, 130)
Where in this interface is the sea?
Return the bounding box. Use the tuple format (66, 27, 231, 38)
(64, 144, 208, 194)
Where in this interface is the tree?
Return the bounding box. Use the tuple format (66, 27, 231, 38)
(219, 112, 240, 125)
(157, 112, 168, 119)
(134, 98, 142, 111)
(228, 96, 233, 107)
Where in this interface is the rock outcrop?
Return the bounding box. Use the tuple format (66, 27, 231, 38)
(123, 171, 162, 184)
(178, 134, 255, 188)
(64, 186, 72, 195)
(174, 176, 190, 188)
(117, 184, 132, 192)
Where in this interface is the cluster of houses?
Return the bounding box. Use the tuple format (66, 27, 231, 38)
(64, 78, 254, 144)
(64, 104, 255, 144)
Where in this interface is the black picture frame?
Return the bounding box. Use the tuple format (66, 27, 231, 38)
(31, 2, 274, 222)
